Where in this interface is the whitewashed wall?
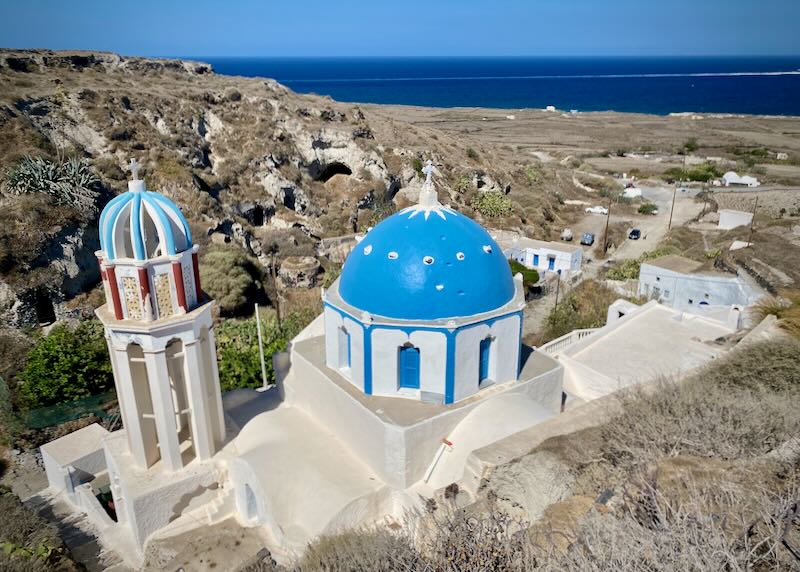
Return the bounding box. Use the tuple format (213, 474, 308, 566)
(323, 307, 365, 391)
(371, 328, 447, 398)
(453, 314, 520, 402)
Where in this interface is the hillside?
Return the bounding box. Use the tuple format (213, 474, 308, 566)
(0, 49, 572, 327)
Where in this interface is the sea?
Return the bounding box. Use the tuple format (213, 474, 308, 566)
(201, 56, 800, 116)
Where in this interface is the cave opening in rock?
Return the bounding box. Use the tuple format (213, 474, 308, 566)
(35, 289, 56, 325)
(313, 162, 352, 183)
(252, 206, 265, 226)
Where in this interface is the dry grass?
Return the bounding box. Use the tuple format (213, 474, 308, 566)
(754, 289, 800, 338)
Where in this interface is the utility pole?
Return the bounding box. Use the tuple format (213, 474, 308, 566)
(553, 269, 562, 310)
(747, 196, 759, 247)
(270, 252, 282, 331)
(255, 303, 268, 390)
(602, 199, 612, 253)
(668, 182, 678, 230)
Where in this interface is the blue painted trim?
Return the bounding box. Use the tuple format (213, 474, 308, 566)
(131, 192, 145, 260)
(516, 310, 524, 376)
(362, 323, 373, 395)
(102, 193, 133, 259)
(444, 330, 456, 404)
(98, 192, 131, 254)
(148, 192, 193, 247)
(142, 194, 176, 255)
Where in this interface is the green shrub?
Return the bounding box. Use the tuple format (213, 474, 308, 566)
(683, 137, 699, 152)
(466, 147, 479, 161)
(412, 158, 423, 176)
(3, 155, 99, 211)
(638, 202, 658, 215)
(199, 246, 264, 317)
(454, 176, 471, 194)
(17, 321, 112, 409)
(508, 259, 539, 289)
(472, 191, 513, 218)
(663, 162, 722, 183)
(542, 280, 620, 342)
(523, 164, 541, 185)
(215, 309, 315, 392)
(605, 247, 678, 281)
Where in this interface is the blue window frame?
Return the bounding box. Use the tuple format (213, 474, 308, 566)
(479, 337, 491, 384)
(533, 254, 540, 266)
(398, 345, 421, 389)
(548, 256, 556, 271)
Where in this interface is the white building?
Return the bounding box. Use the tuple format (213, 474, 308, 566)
(40, 161, 564, 566)
(718, 208, 753, 230)
(722, 171, 760, 187)
(539, 299, 737, 403)
(495, 234, 582, 277)
(638, 254, 760, 324)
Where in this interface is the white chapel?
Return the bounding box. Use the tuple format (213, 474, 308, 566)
(39, 159, 565, 566)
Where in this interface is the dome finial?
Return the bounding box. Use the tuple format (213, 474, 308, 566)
(129, 158, 141, 181)
(419, 159, 438, 208)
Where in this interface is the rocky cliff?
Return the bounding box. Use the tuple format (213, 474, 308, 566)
(0, 49, 563, 327)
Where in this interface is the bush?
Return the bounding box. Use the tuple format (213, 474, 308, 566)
(638, 202, 658, 215)
(508, 259, 539, 289)
(466, 147, 479, 161)
(754, 289, 800, 338)
(605, 247, 678, 281)
(683, 137, 699, 152)
(663, 162, 722, 183)
(199, 246, 264, 317)
(472, 191, 513, 218)
(17, 321, 112, 409)
(542, 280, 620, 342)
(0, 486, 82, 571)
(454, 176, 471, 194)
(215, 309, 314, 392)
(3, 155, 100, 211)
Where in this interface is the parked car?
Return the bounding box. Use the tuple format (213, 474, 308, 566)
(628, 228, 641, 240)
(585, 206, 609, 215)
(580, 232, 595, 246)
(560, 228, 573, 241)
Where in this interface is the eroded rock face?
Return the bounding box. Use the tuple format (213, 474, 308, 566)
(278, 256, 321, 289)
(480, 451, 574, 523)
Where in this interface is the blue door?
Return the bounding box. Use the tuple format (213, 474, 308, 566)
(548, 256, 556, 271)
(533, 254, 539, 266)
(398, 346, 420, 389)
(479, 337, 491, 383)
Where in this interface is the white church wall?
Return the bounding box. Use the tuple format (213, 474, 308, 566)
(371, 328, 408, 397)
(342, 316, 365, 391)
(453, 314, 520, 403)
(409, 330, 447, 398)
(289, 348, 407, 488)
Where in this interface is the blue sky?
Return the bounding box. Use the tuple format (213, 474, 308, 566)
(1, 0, 798, 57)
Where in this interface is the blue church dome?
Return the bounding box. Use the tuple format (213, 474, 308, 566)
(338, 202, 515, 321)
(99, 177, 192, 261)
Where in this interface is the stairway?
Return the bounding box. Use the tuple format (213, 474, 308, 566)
(25, 492, 129, 571)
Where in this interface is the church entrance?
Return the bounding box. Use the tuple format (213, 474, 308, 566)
(398, 344, 420, 389)
(479, 337, 492, 384)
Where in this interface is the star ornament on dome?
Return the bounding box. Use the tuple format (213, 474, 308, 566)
(400, 202, 456, 221)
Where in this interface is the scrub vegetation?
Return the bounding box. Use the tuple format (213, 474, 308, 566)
(539, 280, 629, 343)
(199, 246, 266, 317)
(215, 308, 315, 392)
(16, 321, 113, 409)
(472, 190, 514, 218)
(242, 339, 800, 571)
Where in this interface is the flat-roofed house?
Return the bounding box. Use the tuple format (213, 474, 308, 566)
(493, 232, 583, 277)
(638, 254, 760, 327)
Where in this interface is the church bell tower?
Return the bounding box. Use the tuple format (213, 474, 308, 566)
(96, 160, 225, 471)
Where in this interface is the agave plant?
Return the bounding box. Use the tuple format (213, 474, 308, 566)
(4, 155, 100, 211)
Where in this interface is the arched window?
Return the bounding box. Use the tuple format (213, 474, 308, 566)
(398, 343, 420, 390)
